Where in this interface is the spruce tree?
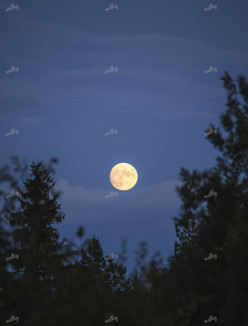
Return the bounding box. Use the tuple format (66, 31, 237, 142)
(167, 72, 248, 325)
(5, 159, 67, 326)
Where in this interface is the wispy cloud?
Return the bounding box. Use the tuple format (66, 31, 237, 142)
(55, 177, 182, 215)
(1, 15, 247, 119)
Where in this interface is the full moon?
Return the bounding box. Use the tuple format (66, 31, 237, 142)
(110, 163, 138, 191)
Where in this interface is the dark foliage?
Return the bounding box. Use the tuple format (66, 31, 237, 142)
(0, 72, 247, 325)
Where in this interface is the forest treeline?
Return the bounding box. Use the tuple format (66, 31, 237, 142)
(0, 72, 248, 325)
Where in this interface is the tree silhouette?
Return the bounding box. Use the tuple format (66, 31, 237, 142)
(167, 72, 248, 325)
(0, 156, 28, 323)
(0, 72, 248, 326)
(4, 159, 68, 325)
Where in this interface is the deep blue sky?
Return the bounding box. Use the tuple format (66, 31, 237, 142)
(1, 0, 248, 272)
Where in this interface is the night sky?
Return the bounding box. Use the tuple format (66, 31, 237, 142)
(1, 0, 248, 272)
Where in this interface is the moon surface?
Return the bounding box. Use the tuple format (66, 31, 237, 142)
(110, 163, 138, 191)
